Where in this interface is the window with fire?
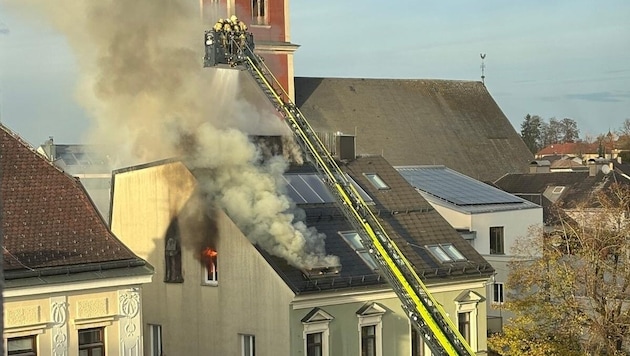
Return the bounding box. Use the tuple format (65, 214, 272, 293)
(203, 247, 218, 285)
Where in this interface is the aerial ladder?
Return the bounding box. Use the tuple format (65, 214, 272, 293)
(204, 17, 476, 356)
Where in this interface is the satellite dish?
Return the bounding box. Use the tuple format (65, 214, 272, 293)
(601, 165, 611, 174)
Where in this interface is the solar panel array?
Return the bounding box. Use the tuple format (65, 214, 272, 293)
(396, 166, 523, 206)
(282, 173, 373, 205)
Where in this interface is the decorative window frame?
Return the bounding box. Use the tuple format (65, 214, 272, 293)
(356, 302, 386, 356)
(302, 308, 333, 356)
(454, 290, 484, 352)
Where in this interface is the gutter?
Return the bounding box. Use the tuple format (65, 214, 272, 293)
(3, 258, 148, 280)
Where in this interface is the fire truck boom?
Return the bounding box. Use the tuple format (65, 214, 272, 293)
(203, 16, 476, 356)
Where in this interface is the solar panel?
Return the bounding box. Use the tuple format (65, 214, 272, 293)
(282, 173, 373, 205)
(396, 166, 522, 206)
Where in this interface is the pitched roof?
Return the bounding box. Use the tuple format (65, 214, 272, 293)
(294, 77, 533, 181)
(536, 141, 616, 157)
(342, 156, 492, 278)
(396, 165, 540, 214)
(0, 124, 151, 282)
(217, 156, 493, 294)
(494, 169, 629, 213)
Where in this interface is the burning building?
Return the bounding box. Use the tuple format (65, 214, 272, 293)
(109, 151, 493, 355)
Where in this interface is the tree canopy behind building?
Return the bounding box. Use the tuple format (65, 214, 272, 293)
(489, 183, 630, 355)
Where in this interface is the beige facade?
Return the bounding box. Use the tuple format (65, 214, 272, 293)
(3, 276, 151, 356)
(110, 160, 490, 355)
(110, 161, 295, 355)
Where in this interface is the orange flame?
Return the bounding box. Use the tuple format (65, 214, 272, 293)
(202, 247, 218, 273)
(202, 247, 218, 259)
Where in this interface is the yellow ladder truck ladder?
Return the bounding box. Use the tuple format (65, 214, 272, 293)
(206, 33, 476, 356)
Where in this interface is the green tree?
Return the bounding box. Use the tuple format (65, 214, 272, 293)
(489, 184, 630, 355)
(520, 114, 543, 154)
(559, 117, 580, 143)
(540, 117, 562, 147)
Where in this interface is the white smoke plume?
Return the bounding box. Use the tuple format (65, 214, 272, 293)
(5, 0, 339, 269)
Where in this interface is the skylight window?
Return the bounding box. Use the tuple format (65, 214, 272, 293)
(426, 244, 467, 263)
(339, 231, 379, 270)
(552, 186, 565, 194)
(364, 173, 389, 190)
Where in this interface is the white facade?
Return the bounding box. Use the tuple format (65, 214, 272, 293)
(421, 194, 542, 333)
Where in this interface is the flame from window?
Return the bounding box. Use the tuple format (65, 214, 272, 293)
(202, 247, 217, 273)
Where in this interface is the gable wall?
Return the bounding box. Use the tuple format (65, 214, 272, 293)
(110, 162, 294, 355)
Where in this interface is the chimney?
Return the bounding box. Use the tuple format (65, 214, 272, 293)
(529, 160, 550, 173)
(335, 133, 356, 161)
(588, 158, 610, 176)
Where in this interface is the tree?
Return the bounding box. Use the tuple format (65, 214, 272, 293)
(489, 184, 630, 355)
(520, 114, 543, 154)
(559, 117, 580, 143)
(540, 117, 562, 147)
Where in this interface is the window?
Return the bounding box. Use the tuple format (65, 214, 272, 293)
(79, 327, 104, 356)
(493, 283, 504, 304)
(490, 227, 505, 254)
(426, 244, 467, 263)
(202, 247, 218, 285)
(552, 186, 565, 194)
(357, 303, 384, 356)
(339, 231, 378, 270)
(306, 333, 323, 356)
(361, 325, 376, 356)
(364, 173, 389, 190)
(251, 0, 267, 25)
(458, 312, 471, 344)
(8, 335, 37, 356)
(148, 324, 162, 356)
(165, 219, 183, 283)
(302, 308, 333, 356)
(240, 334, 255, 356)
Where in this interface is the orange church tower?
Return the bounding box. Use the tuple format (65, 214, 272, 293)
(200, 0, 298, 100)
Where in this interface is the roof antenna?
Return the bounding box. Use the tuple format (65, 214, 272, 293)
(480, 53, 486, 85)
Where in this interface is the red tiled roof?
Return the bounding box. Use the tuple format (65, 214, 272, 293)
(1, 124, 138, 272)
(537, 141, 616, 156)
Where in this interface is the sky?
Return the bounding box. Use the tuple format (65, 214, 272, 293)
(1, 0, 629, 146)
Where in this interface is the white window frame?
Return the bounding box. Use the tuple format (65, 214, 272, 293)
(425, 243, 467, 263)
(339, 231, 379, 271)
(148, 324, 162, 356)
(202, 249, 218, 286)
(303, 323, 330, 356)
(454, 294, 481, 352)
(493, 282, 504, 304)
(357, 303, 385, 356)
(364, 173, 390, 190)
(240, 334, 255, 356)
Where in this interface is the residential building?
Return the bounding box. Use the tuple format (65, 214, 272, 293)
(396, 165, 542, 334)
(495, 158, 630, 230)
(294, 78, 533, 181)
(1, 124, 154, 355)
(109, 154, 494, 356)
(535, 140, 620, 162)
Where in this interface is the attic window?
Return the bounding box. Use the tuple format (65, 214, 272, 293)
(552, 186, 565, 194)
(339, 231, 379, 271)
(426, 244, 467, 263)
(364, 173, 389, 190)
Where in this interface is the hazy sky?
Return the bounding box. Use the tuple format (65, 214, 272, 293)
(1, 0, 629, 146)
